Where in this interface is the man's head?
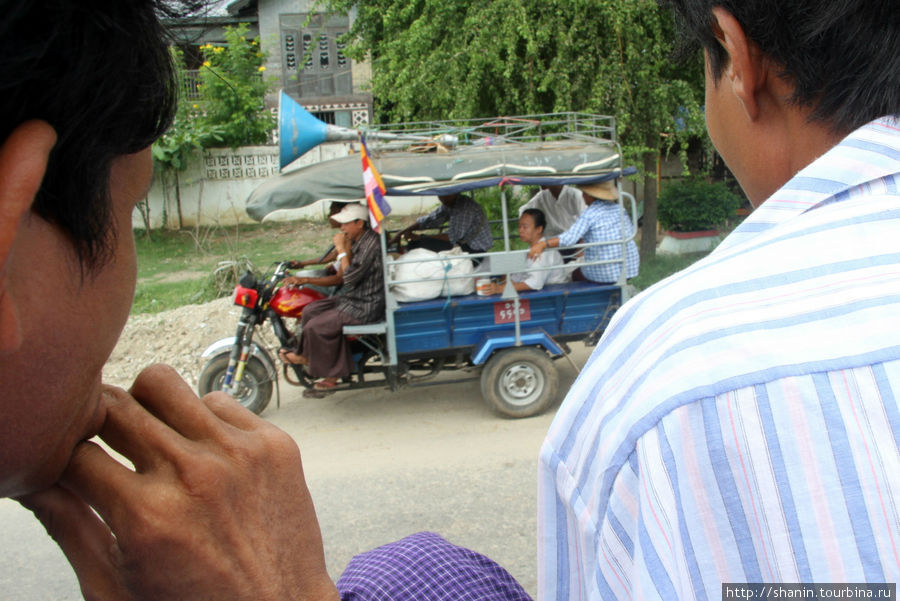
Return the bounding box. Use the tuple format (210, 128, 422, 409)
(664, 0, 899, 204)
(438, 194, 459, 208)
(1, 1, 177, 270)
(327, 201, 351, 228)
(332, 203, 369, 241)
(541, 185, 564, 199)
(0, 1, 177, 496)
(666, 0, 899, 136)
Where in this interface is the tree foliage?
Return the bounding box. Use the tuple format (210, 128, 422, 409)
(320, 0, 707, 259)
(152, 47, 223, 172)
(658, 177, 743, 232)
(150, 26, 274, 229)
(321, 0, 705, 168)
(152, 24, 274, 173)
(195, 24, 275, 148)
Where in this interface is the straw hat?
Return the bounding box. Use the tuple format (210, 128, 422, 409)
(578, 180, 617, 201)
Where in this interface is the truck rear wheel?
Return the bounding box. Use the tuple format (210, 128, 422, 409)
(480, 347, 558, 418)
(198, 354, 273, 415)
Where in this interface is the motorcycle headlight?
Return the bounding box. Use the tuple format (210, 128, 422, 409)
(233, 285, 259, 308)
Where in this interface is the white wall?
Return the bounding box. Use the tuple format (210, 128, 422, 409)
(139, 143, 436, 229)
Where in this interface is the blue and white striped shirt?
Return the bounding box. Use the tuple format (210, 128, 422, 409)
(557, 200, 640, 284)
(537, 116, 900, 601)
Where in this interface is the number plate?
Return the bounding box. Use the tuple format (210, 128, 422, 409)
(493, 299, 531, 324)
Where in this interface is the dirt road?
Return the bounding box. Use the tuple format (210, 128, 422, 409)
(1, 339, 594, 600)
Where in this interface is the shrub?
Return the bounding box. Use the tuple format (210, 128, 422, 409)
(197, 24, 275, 147)
(657, 177, 743, 232)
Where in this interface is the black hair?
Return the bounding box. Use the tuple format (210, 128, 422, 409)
(329, 201, 351, 214)
(662, 0, 900, 135)
(521, 208, 547, 232)
(1, 1, 178, 269)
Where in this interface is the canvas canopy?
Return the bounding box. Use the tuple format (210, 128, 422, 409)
(245, 140, 634, 222)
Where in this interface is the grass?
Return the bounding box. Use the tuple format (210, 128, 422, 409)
(631, 251, 709, 292)
(131, 219, 712, 314)
(132, 221, 335, 314)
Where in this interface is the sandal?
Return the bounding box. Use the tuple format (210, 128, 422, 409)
(313, 378, 338, 390)
(303, 388, 334, 399)
(278, 348, 308, 366)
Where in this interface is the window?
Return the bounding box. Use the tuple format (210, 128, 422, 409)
(280, 13, 352, 99)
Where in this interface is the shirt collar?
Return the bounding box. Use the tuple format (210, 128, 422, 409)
(717, 115, 900, 252)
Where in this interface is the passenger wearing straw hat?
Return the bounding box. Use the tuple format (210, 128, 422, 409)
(527, 179, 639, 284)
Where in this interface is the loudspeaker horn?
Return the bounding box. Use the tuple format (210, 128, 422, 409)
(278, 89, 459, 171)
(278, 90, 361, 170)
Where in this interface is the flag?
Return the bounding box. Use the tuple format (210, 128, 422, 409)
(360, 136, 390, 232)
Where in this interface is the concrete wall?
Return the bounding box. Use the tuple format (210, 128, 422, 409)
(139, 143, 437, 230)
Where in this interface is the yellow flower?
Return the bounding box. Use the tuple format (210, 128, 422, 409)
(202, 60, 211, 68)
(192, 103, 199, 109)
(213, 46, 224, 53)
(257, 65, 266, 72)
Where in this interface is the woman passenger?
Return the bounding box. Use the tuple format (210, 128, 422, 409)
(484, 208, 567, 294)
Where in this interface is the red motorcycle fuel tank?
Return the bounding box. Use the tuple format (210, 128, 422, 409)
(269, 285, 327, 318)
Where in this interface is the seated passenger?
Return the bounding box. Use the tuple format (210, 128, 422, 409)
(278, 203, 384, 390)
(391, 192, 493, 255)
(283, 200, 351, 289)
(528, 180, 639, 284)
(483, 209, 567, 295)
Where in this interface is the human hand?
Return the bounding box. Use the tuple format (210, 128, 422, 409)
(486, 282, 505, 295)
(286, 260, 303, 269)
(332, 231, 349, 253)
(17, 365, 338, 601)
(283, 276, 308, 287)
(527, 240, 546, 260)
(389, 226, 414, 246)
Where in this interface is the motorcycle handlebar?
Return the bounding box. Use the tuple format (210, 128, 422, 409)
(314, 244, 335, 264)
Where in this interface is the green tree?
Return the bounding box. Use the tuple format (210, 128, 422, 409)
(152, 47, 225, 229)
(151, 25, 274, 230)
(197, 23, 275, 147)
(319, 0, 706, 259)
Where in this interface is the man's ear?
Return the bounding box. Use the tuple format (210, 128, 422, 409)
(710, 7, 767, 121)
(0, 120, 57, 352)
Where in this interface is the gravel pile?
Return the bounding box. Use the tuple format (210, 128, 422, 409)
(102, 297, 281, 391)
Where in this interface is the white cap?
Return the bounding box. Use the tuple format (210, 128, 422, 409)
(331, 203, 368, 223)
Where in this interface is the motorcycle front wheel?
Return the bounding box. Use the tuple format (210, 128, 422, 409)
(198, 354, 273, 415)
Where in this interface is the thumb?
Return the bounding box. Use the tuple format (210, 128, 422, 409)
(17, 486, 128, 601)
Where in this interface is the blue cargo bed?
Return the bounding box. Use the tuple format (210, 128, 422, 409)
(392, 281, 620, 356)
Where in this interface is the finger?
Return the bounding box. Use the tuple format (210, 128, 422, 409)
(94, 385, 196, 473)
(58, 440, 144, 517)
(128, 364, 217, 440)
(17, 485, 125, 601)
(200, 391, 264, 432)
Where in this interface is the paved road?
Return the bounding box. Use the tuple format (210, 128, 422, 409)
(0, 343, 592, 600)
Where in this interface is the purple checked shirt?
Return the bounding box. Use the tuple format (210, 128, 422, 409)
(337, 532, 532, 601)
